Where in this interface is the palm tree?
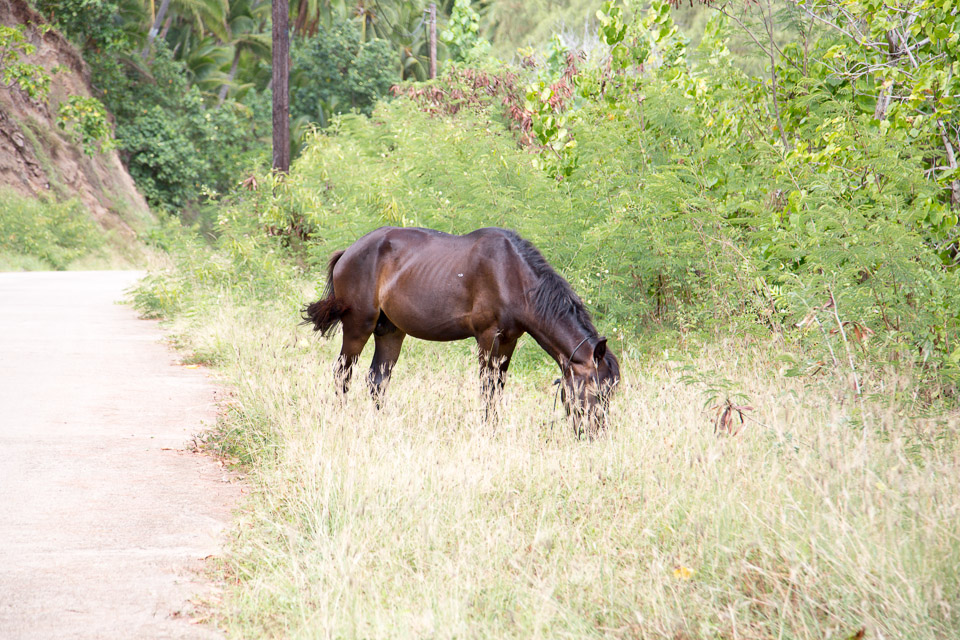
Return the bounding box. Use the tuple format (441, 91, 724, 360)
(217, 0, 271, 105)
(141, 0, 230, 58)
(174, 32, 233, 98)
(292, 0, 350, 37)
(371, 1, 440, 80)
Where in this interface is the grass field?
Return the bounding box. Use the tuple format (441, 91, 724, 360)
(152, 282, 960, 640)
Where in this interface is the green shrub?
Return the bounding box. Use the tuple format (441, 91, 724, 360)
(0, 189, 101, 269)
(34, 0, 129, 53)
(291, 20, 398, 127)
(56, 95, 114, 155)
(441, 0, 490, 63)
(91, 45, 263, 212)
(0, 24, 51, 101)
(131, 196, 300, 323)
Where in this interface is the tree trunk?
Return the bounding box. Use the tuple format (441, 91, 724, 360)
(428, 3, 437, 79)
(217, 47, 241, 107)
(159, 13, 174, 41)
(272, 0, 290, 173)
(141, 0, 172, 59)
(763, 0, 789, 149)
(293, 0, 308, 37)
(937, 118, 960, 208)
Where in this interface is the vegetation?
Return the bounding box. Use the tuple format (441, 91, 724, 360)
(30, 0, 490, 213)
(3, 21, 115, 158)
(291, 19, 398, 128)
(0, 23, 52, 101)
(23, 0, 640, 213)
(14, 0, 960, 636)
(442, 0, 489, 62)
(92, 45, 262, 210)
(56, 95, 114, 155)
(0, 21, 119, 269)
(136, 227, 960, 639)
(0, 189, 103, 269)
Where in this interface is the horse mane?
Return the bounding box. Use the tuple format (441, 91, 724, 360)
(503, 229, 598, 337)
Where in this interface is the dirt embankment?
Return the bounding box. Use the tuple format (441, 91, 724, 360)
(0, 0, 154, 244)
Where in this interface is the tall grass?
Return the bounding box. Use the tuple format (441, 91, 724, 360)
(0, 187, 149, 270)
(0, 188, 103, 269)
(158, 284, 960, 639)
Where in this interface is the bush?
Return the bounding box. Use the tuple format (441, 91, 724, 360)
(291, 20, 398, 127)
(0, 24, 51, 101)
(56, 95, 114, 155)
(90, 45, 264, 212)
(0, 189, 102, 269)
(34, 0, 129, 53)
(441, 0, 490, 63)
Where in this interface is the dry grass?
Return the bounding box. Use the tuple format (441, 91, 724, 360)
(175, 292, 960, 640)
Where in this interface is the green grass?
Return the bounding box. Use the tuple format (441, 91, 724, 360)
(0, 187, 155, 271)
(0, 188, 103, 270)
(153, 281, 960, 639)
(0, 251, 51, 271)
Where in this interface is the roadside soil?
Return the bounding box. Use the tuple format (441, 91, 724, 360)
(0, 271, 241, 639)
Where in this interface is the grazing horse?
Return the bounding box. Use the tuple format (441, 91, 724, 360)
(301, 226, 620, 434)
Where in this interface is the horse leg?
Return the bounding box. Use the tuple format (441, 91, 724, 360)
(476, 330, 517, 423)
(367, 330, 406, 409)
(335, 318, 374, 396)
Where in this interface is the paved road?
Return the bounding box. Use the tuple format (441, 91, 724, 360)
(0, 271, 240, 639)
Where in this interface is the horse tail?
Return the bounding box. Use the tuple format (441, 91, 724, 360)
(301, 250, 348, 337)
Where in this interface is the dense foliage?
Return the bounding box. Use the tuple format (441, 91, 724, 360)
(441, 0, 489, 62)
(90, 46, 263, 211)
(291, 20, 398, 127)
(28, 0, 627, 215)
(56, 95, 114, 155)
(32, 0, 504, 213)
(34, 0, 129, 53)
(0, 189, 102, 269)
(0, 23, 52, 101)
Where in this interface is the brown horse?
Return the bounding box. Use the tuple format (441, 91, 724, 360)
(301, 226, 620, 434)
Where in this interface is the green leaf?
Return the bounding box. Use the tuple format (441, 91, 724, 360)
(934, 23, 949, 42)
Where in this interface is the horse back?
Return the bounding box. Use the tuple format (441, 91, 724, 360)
(332, 227, 531, 340)
(336, 226, 520, 277)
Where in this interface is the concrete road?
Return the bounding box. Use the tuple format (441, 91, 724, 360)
(0, 271, 241, 639)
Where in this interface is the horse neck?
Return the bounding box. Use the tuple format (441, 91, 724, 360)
(524, 311, 595, 368)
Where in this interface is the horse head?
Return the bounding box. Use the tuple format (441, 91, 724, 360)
(559, 337, 621, 437)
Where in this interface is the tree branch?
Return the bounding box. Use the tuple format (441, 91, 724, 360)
(763, 0, 790, 149)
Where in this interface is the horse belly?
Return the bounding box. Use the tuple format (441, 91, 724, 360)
(374, 232, 497, 342)
(379, 296, 476, 341)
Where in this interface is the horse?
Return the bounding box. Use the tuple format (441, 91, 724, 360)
(301, 226, 620, 435)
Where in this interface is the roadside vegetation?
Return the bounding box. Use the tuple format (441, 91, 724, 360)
(0, 189, 104, 270)
(146, 278, 960, 639)
(9, 0, 956, 635)
(127, 2, 960, 637)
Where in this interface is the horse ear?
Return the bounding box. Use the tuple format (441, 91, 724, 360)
(593, 337, 607, 362)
